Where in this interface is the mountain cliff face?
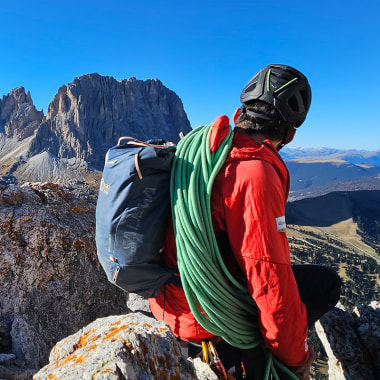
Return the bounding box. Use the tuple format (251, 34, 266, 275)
(0, 74, 192, 187)
(31, 74, 191, 169)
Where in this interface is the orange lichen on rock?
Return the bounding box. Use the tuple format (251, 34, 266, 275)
(68, 206, 89, 214)
(73, 328, 98, 350)
(87, 343, 98, 351)
(103, 324, 132, 341)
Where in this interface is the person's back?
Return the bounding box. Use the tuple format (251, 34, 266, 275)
(149, 64, 341, 380)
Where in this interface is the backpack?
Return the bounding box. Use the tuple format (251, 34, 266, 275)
(95, 137, 178, 298)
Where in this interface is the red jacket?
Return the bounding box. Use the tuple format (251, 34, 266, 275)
(149, 116, 309, 367)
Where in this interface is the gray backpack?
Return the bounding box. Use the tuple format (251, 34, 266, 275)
(95, 137, 179, 298)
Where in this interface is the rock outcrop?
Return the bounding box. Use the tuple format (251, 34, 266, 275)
(316, 302, 380, 379)
(0, 183, 129, 378)
(33, 312, 217, 380)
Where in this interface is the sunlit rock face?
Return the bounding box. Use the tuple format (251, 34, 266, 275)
(316, 302, 380, 380)
(0, 74, 191, 187)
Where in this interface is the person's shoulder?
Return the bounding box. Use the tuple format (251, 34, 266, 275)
(224, 158, 279, 189)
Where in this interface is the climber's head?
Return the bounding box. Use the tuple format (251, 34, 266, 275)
(234, 64, 312, 148)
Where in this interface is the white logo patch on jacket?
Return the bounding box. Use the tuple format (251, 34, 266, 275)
(276, 216, 286, 232)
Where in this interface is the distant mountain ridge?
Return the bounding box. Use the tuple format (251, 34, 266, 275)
(281, 146, 380, 166)
(280, 147, 380, 200)
(0, 74, 191, 189)
(286, 190, 380, 227)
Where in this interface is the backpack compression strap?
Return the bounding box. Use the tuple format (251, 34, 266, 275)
(171, 116, 299, 379)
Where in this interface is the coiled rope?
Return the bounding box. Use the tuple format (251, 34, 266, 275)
(171, 123, 299, 379)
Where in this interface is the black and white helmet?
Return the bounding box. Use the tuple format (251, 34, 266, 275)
(240, 64, 311, 127)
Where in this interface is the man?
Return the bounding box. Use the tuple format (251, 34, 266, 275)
(150, 64, 341, 379)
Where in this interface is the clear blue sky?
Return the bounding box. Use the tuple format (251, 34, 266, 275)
(1, 0, 379, 150)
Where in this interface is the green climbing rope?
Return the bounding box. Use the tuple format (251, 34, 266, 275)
(171, 123, 299, 379)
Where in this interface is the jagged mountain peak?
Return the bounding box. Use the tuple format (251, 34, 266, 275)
(38, 73, 191, 170)
(0, 86, 43, 140)
(0, 74, 192, 187)
(1, 86, 33, 107)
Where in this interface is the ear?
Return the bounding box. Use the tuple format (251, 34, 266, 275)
(283, 127, 296, 146)
(233, 107, 241, 124)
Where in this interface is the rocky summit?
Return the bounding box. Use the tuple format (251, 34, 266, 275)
(0, 185, 378, 380)
(0, 183, 218, 380)
(32, 312, 216, 380)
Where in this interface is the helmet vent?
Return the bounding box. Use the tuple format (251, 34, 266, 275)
(244, 82, 257, 93)
(300, 90, 309, 110)
(288, 95, 299, 112)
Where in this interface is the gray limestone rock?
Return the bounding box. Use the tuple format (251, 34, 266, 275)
(352, 301, 380, 374)
(316, 303, 379, 379)
(0, 183, 128, 376)
(33, 312, 217, 380)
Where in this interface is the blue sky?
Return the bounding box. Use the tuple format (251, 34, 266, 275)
(1, 0, 379, 150)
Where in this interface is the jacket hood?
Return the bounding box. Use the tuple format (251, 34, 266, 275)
(208, 115, 290, 199)
(227, 131, 290, 200)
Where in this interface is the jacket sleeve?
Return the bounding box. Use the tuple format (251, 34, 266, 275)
(213, 159, 309, 367)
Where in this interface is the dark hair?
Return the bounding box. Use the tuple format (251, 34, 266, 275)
(234, 100, 288, 141)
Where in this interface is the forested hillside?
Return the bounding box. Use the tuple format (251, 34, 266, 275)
(287, 220, 379, 378)
(288, 225, 379, 308)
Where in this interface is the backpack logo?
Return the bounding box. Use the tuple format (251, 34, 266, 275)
(99, 178, 110, 195)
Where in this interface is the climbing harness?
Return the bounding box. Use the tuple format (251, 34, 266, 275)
(202, 340, 235, 380)
(171, 122, 299, 380)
